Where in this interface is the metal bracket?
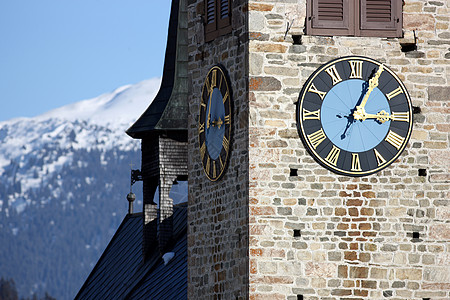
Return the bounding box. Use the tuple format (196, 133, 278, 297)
(131, 169, 143, 186)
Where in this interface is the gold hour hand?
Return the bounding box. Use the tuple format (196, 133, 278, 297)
(211, 117, 223, 129)
(354, 108, 392, 124)
(375, 110, 390, 123)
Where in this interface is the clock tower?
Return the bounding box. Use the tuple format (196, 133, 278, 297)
(186, 1, 449, 299)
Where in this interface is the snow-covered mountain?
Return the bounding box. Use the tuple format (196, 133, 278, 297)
(0, 78, 164, 299)
(0, 78, 160, 215)
(37, 78, 160, 127)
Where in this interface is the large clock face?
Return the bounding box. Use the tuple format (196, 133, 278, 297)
(297, 56, 413, 176)
(198, 65, 232, 181)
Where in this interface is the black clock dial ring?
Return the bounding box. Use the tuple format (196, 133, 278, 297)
(198, 65, 232, 181)
(296, 56, 413, 176)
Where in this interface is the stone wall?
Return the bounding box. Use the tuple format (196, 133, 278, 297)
(187, 0, 250, 299)
(248, 0, 449, 299)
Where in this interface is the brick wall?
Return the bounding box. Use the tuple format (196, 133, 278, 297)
(187, 0, 250, 299)
(248, 0, 449, 299)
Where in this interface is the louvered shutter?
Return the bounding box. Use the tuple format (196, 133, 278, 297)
(307, 0, 354, 36)
(205, 0, 217, 37)
(359, 0, 402, 37)
(217, 0, 231, 29)
(205, 0, 232, 42)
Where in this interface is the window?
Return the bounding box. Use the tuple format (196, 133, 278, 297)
(306, 0, 402, 37)
(205, 0, 232, 42)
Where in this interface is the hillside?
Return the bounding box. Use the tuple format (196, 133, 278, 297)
(0, 78, 160, 299)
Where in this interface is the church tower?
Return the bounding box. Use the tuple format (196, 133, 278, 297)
(127, 0, 189, 259)
(187, 1, 449, 299)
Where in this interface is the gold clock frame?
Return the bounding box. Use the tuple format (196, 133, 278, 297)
(198, 65, 232, 181)
(296, 56, 413, 176)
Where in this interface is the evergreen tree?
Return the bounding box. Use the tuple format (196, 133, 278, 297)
(0, 277, 18, 300)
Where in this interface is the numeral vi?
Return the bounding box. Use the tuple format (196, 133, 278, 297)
(351, 153, 362, 171)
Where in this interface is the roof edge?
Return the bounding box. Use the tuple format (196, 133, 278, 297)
(74, 213, 143, 299)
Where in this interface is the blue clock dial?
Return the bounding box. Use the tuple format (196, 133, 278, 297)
(297, 56, 413, 176)
(321, 79, 391, 153)
(198, 65, 232, 181)
(205, 87, 225, 160)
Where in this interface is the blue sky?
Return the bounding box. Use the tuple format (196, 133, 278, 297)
(0, 0, 171, 121)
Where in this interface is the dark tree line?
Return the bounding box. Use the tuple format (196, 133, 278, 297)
(0, 148, 142, 299)
(0, 277, 54, 300)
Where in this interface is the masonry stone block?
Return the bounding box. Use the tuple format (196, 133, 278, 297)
(188, 0, 450, 298)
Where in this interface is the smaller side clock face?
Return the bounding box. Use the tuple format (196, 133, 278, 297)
(297, 56, 413, 176)
(198, 65, 232, 181)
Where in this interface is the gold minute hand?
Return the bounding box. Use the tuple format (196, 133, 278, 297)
(353, 65, 384, 121)
(360, 64, 384, 108)
(207, 88, 213, 129)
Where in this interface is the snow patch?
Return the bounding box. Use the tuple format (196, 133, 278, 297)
(162, 252, 175, 265)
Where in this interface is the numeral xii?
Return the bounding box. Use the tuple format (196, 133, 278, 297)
(349, 60, 363, 79)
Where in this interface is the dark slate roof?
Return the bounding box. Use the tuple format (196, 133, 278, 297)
(127, 235, 187, 299)
(75, 203, 187, 300)
(127, 0, 188, 139)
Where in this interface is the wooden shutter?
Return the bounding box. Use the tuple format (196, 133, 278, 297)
(205, 0, 217, 38)
(359, 0, 402, 37)
(306, 0, 354, 36)
(205, 0, 232, 42)
(217, 0, 231, 30)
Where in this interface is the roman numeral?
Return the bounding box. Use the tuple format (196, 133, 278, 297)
(351, 153, 362, 171)
(200, 142, 206, 159)
(199, 122, 205, 133)
(211, 69, 217, 87)
(325, 145, 340, 166)
(391, 111, 409, 122)
(302, 108, 321, 121)
(224, 114, 230, 125)
(374, 148, 386, 166)
(307, 128, 326, 149)
(325, 65, 343, 85)
(308, 83, 327, 100)
(349, 60, 363, 79)
(386, 86, 403, 100)
(205, 76, 211, 92)
(385, 130, 405, 150)
(223, 136, 230, 150)
(219, 155, 224, 169)
(222, 90, 229, 103)
(206, 157, 211, 175)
